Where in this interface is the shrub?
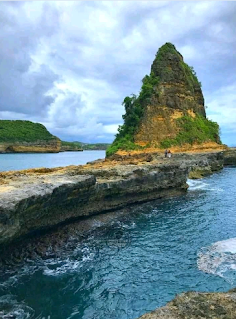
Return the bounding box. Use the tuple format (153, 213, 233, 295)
(106, 135, 142, 157)
(160, 115, 221, 148)
(106, 73, 160, 157)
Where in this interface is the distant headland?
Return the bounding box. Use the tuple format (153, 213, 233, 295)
(0, 120, 110, 153)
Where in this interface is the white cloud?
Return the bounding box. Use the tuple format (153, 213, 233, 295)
(206, 83, 236, 134)
(0, 1, 235, 145)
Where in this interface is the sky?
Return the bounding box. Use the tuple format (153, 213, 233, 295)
(0, 1, 235, 145)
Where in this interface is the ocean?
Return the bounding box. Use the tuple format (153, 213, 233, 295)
(0, 151, 105, 172)
(0, 167, 235, 319)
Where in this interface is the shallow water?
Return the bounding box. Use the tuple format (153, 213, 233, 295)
(0, 168, 236, 319)
(0, 151, 105, 172)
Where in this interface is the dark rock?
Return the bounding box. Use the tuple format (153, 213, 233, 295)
(224, 148, 236, 166)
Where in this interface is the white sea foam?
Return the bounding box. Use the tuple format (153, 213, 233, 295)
(198, 238, 236, 283)
(91, 220, 104, 228)
(43, 259, 82, 276)
(43, 247, 96, 276)
(187, 179, 223, 192)
(122, 222, 136, 229)
(0, 295, 33, 319)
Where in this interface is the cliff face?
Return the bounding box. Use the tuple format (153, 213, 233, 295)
(107, 43, 221, 157)
(224, 148, 236, 166)
(0, 151, 224, 246)
(0, 139, 61, 153)
(0, 120, 61, 153)
(135, 43, 206, 145)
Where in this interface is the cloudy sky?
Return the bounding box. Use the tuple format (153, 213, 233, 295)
(0, 1, 235, 145)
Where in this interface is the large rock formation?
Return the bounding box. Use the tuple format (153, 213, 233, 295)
(107, 43, 222, 156)
(135, 43, 206, 145)
(0, 120, 61, 153)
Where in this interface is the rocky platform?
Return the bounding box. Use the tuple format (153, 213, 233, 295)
(224, 148, 236, 166)
(0, 139, 61, 153)
(137, 289, 236, 319)
(0, 151, 224, 246)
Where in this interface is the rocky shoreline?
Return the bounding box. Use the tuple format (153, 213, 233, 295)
(0, 149, 235, 319)
(0, 150, 225, 246)
(224, 148, 236, 166)
(137, 289, 236, 319)
(0, 139, 61, 153)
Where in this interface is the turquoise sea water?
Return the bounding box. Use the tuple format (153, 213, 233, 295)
(0, 151, 105, 172)
(0, 168, 236, 319)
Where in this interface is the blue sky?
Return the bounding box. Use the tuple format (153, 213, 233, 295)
(0, 1, 235, 145)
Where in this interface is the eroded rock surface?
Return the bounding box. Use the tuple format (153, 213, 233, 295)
(0, 151, 224, 246)
(137, 289, 236, 319)
(224, 148, 236, 166)
(135, 43, 207, 145)
(0, 139, 61, 153)
(0, 160, 187, 245)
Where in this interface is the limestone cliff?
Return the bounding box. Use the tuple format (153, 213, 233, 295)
(107, 43, 221, 156)
(0, 120, 61, 153)
(0, 151, 224, 246)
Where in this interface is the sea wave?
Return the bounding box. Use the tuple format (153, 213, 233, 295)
(187, 179, 223, 192)
(198, 237, 236, 284)
(0, 294, 34, 319)
(43, 246, 97, 277)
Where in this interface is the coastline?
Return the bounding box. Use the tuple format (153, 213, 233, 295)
(0, 149, 227, 247)
(0, 149, 235, 319)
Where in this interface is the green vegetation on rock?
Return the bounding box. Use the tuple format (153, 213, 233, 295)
(81, 143, 110, 150)
(61, 141, 82, 150)
(0, 120, 56, 142)
(62, 141, 110, 151)
(151, 42, 201, 90)
(106, 72, 159, 157)
(160, 115, 220, 148)
(107, 42, 220, 157)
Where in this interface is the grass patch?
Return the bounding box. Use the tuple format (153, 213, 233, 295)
(106, 136, 144, 157)
(160, 115, 221, 148)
